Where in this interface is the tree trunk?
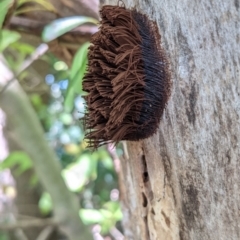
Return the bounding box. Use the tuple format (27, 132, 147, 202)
(105, 0, 240, 239)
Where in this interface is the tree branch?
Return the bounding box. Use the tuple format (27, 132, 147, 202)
(0, 218, 57, 231)
(0, 55, 93, 240)
(0, 44, 49, 94)
(36, 226, 55, 240)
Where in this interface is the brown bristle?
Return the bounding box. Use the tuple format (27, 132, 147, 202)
(82, 5, 171, 149)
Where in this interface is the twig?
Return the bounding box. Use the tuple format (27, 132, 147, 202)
(122, 141, 129, 160)
(110, 227, 124, 240)
(0, 218, 57, 231)
(13, 230, 29, 240)
(0, 43, 49, 94)
(36, 226, 55, 240)
(107, 143, 121, 173)
(10, 16, 48, 30)
(4, 213, 30, 240)
(92, 225, 104, 240)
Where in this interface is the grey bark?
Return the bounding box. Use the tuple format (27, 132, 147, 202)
(106, 0, 240, 239)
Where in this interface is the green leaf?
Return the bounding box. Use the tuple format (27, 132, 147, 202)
(62, 154, 97, 192)
(103, 202, 122, 221)
(39, 192, 52, 215)
(99, 207, 121, 233)
(99, 209, 112, 219)
(99, 151, 114, 170)
(80, 207, 119, 233)
(0, 0, 13, 29)
(70, 42, 89, 93)
(0, 232, 9, 240)
(10, 41, 35, 55)
(0, 30, 21, 52)
(17, 0, 56, 12)
(64, 87, 75, 113)
(30, 93, 44, 108)
(79, 209, 105, 225)
(42, 16, 98, 42)
(79, 203, 122, 232)
(59, 112, 73, 125)
(0, 151, 33, 175)
(64, 42, 90, 112)
(29, 174, 38, 187)
(103, 201, 120, 213)
(112, 207, 123, 221)
(70, 42, 89, 87)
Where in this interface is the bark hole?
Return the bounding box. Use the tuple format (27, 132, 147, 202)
(151, 208, 156, 215)
(142, 192, 148, 207)
(143, 171, 149, 183)
(141, 154, 149, 182)
(143, 216, 150, 240)
(161, 210, 171, 228)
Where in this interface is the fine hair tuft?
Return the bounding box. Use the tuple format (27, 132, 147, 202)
(83, 5, 171, 148)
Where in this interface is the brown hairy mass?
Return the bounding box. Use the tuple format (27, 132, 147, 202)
(82, 5, 171, 149)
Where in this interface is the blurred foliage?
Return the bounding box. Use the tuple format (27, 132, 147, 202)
(0, 0, 13, 29)
(0, 151, 32, 176)
(0, 5, 122, 239)
(16, 0, 57, 14)
(64, 41, 90, 112)
(0, 233, 9, 240)
(42, 16, 98, 42)
(0, 30, 20, 53)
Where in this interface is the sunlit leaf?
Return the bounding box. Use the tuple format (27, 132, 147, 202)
(70, 42, 89, 93)
(103, 202, 122, 221)
(0, 151, 33, 175)
(64, 87, 75, 112)
(112, 207, 123, 221)
(15, 6, 50, 15)
(0, 30, 21, 52)
(64, 42, 89, 112)
(42, 16, 98, 42)
(62, 154, 97, 192)
(80, 205, 121, 233)
(103, 201, 119, 213)
(39, 192, 52, 215)
(30, 93, 44, 109)
(59, 112, 73, 125)
(100, 206, 122, 233)
(16, 0, 56, 13)
(70, 42, 89, 84)
(0, 0, 13, 29)
(10, 41, 35, 54)
(79, 209, 105, 224)
(99, 209, 112, 219)
(3, 41, 35, 70)
(79, 202, 122, 232)
(64, 144, 80, 155)
(54, 61, 68, 71)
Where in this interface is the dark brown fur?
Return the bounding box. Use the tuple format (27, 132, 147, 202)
(83, 5, 171, 148)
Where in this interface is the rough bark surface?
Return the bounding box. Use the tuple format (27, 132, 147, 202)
(106, 0, 240, 239)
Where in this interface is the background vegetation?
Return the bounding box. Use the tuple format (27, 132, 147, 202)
(0, 0, 123, 239)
